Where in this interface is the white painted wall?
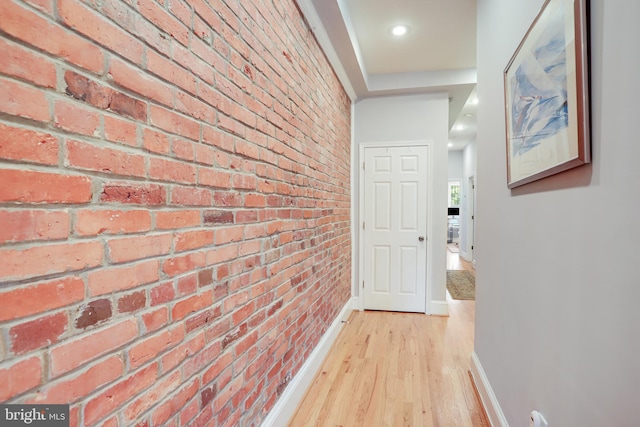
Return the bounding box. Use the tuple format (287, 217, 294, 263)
(459, 140, 477, 261)
(448, 150, 464, 182)
(353, 93, 449, 313)
(474, 0, 640, 425)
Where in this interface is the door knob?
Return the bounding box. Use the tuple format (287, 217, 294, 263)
(418, 236, 425, 242)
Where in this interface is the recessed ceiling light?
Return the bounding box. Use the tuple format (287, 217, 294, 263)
(391, 25, 409, 37)
(470, 98, 479, 105)
(448, 143, 453, 147)
(464, 113, 474, 118)
(455, 124, 466, 131)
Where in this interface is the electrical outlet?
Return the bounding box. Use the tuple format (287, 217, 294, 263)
(530, 411, 548, 427)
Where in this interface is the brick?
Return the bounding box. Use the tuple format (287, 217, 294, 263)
(171, 290, 213, 321)
(168, 0, 191, 26)
(109, 92, 148, 122)
(10, 312, 68, 354)
(98, 0, 169, 53)
(236, 210, 258, 223)
(128, 326, 184, 369)
(0, 124, 59, 165)
(170, 186, 212, 206)
(195, 144, 216, 166)
(171, 138, 195, 161)
(180, 398, 199, 425)
(172, 42, 214, 85)
(109, 57, 173, 107)
(215, 226, 244, 245)
(143, 128, 170, 155)
(0, 0, 104, 72)
(175, 90, 216, 123)
(0, 356, 42, 402)
(0, 169, 92, 204)
(213, 191, 243, 207)
(83, 363, 156, 425)
(198, 84, 226, 114)
(0, 277, 84, 322)
(162, 252, 206, 278)
(104, 115, 138, 146)
(149, 157, 196, 184)
(88, 260, 160, 296)
(50, 319, 138, 377)
(155, 210, 201, 229)
(100, 182, 166, 206)
(138, 0, 189, 46)
(64, 70, 111, 108)
(244, 194, 266, 207)
(75, 299, 112, 329)
(0, 241, 103, 281)
(146, 49, 197, 95)
(141, 307, 169, 333)
(177, 274, 197, 296)
(124, 370, 181, 422)
(118, 291, 146, 313)
(54, 101, 100, 136)
(66, 139, 145, 177)
(198, 268, 213, 287)
(0, 76, 49, 123)
(0, 38, 56, 88)
(151, 378, 199, 426)
(198, 168, 232, 189)
(75, 209, 152, 236)
(64, 71, 147, 121)
(160, 332, 205, 374)
(203, 210, 234, 224)
(202, 126, 234, 151)
(174, 230, 213, 252)
(185, 306, 221, 333)
(32, 355, 123, 404)
(150, 281, 176, 306)
(58, 0, 144, 65)
(206, 244, 239, 265)
(0, 210, 68, 244)
(201, 385, 216, 408)
(231, 302, 255, 327)
(235, 329, 258, 357)
(232, 174, 257, 191)
(149, 105, 200, 141)
(23, 0, 54, 15)
(107, 234, 172, 263)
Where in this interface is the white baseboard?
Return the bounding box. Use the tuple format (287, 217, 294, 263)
(261, 299, 353, 427)
(429, 299, 449, 316)
(470, 351, 509, 427)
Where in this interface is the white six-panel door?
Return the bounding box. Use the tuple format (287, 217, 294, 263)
(363, 145, 428, 313)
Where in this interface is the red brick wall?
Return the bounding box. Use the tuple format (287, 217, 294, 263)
(0, 0, 352, 425)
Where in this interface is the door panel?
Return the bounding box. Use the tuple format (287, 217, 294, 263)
(363, 145, 428, 313)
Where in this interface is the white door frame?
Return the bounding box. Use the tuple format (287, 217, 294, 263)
(358, 141, 435, 314)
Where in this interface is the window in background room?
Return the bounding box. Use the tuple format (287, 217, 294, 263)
(448, 180, 461, 207)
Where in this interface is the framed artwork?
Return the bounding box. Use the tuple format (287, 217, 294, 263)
(504, 0, 590, 188)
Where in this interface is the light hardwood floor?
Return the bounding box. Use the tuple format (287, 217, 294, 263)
(288, 247, 487, 427)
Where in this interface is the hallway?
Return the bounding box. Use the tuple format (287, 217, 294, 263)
(288, 251, 485, 426)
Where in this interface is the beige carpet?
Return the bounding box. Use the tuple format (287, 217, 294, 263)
(446, 270, 475, 300)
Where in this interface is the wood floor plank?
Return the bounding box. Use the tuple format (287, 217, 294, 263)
(289, 251, 487, 427)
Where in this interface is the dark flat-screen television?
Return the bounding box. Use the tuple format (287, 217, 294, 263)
(448, 207, 459, 216)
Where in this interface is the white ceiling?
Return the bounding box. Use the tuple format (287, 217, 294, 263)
(297, 0, 478, 150)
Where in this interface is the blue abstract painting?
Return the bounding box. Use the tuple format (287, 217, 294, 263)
(509, 5, 568, 157)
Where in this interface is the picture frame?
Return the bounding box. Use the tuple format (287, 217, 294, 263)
(504, 0, 590, 188)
